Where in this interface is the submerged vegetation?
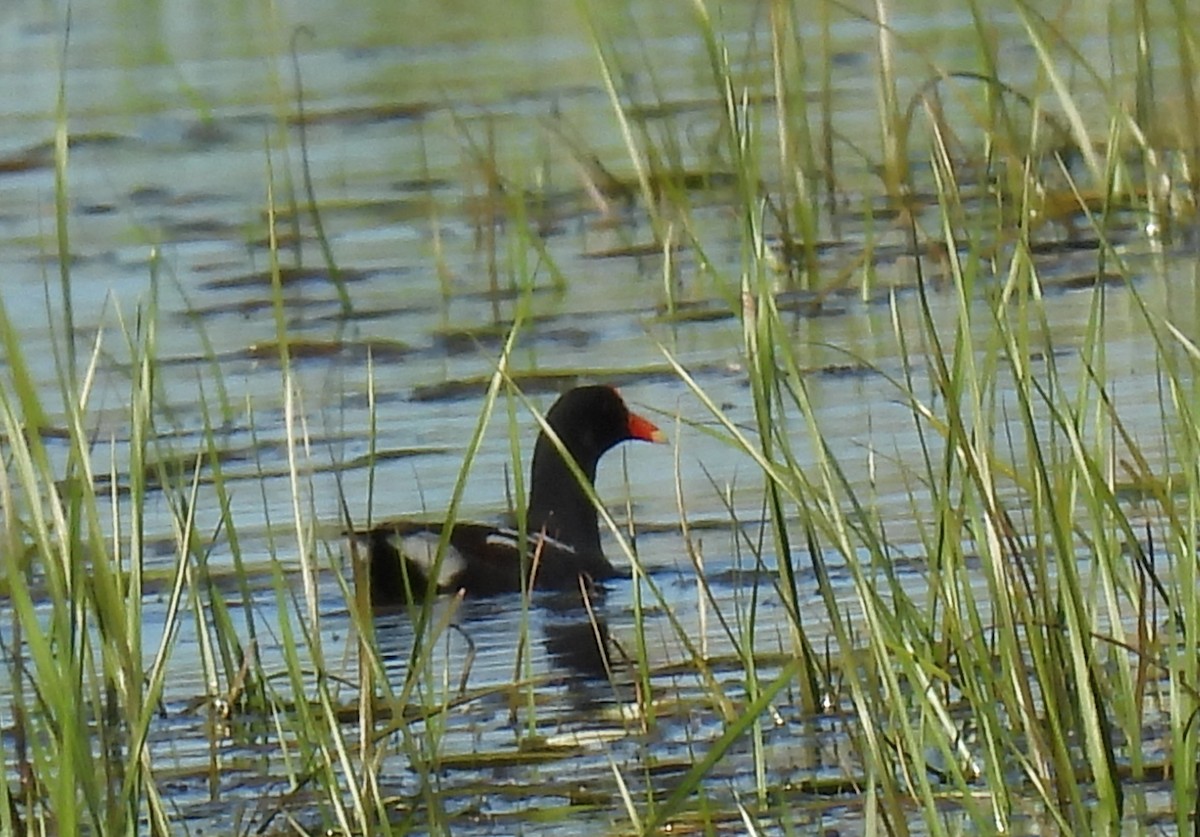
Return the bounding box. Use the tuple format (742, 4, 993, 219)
(2, 0, 1200, 834)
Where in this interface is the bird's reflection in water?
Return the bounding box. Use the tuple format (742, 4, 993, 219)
(541, 617, 612, 678)
(539, 589, 615, 680)
(370, 584, 621, 689)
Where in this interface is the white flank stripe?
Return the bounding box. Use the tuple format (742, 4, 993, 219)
(485, 528, 576, 554)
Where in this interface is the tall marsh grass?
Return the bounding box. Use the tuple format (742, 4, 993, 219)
(3, 0, 1200, 835)
(588, 0, 1200, 832)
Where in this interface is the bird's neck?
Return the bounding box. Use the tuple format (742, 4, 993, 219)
(525, 438, 602, 554)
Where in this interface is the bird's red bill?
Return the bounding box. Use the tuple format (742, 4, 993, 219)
(628, 411, 667, 444)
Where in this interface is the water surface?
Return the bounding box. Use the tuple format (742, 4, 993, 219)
(0, 0, 1194, 832)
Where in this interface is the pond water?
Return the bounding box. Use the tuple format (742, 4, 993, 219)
(1, 0, 1197, 833)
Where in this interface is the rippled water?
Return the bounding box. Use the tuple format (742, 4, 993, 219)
(1, 0, 1197, 832)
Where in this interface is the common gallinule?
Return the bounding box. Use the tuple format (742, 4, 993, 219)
(356, 385, 666, 606)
